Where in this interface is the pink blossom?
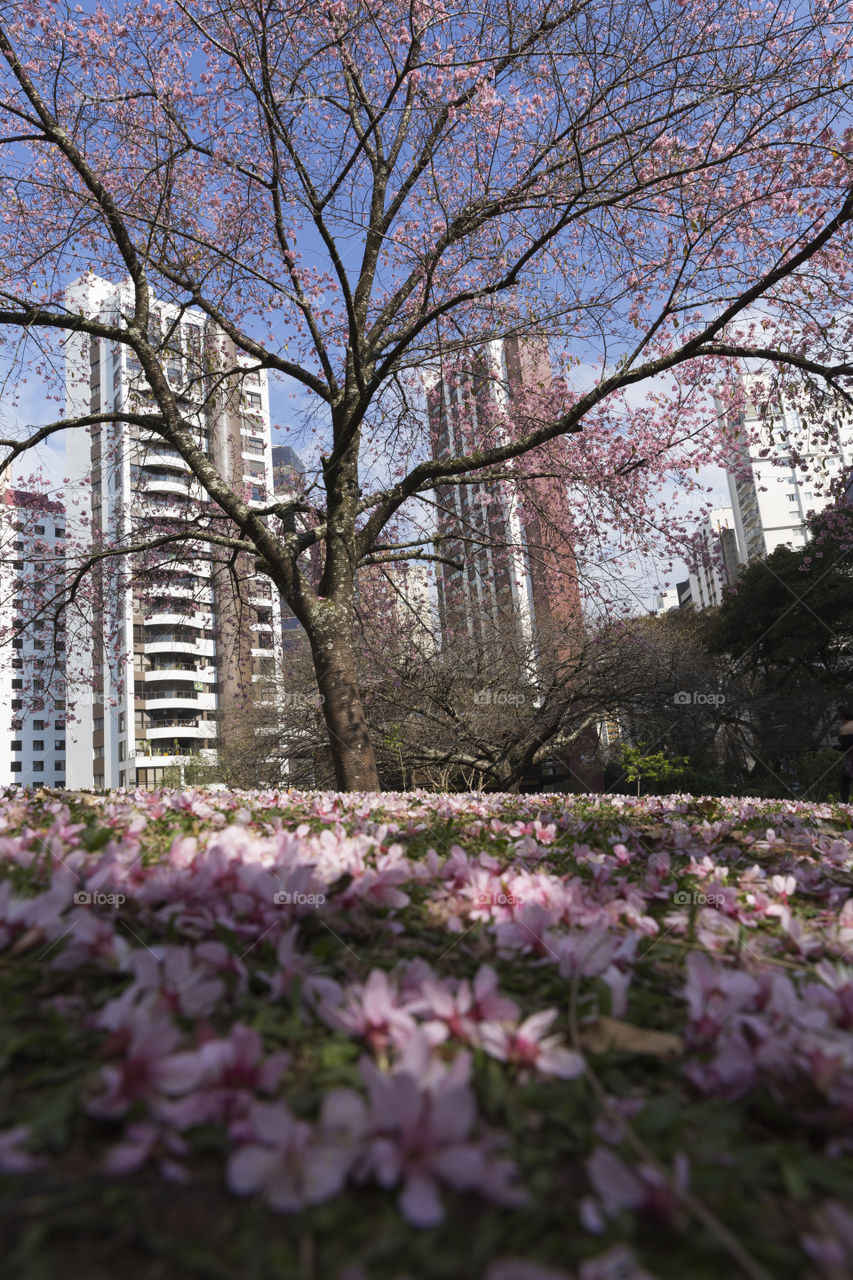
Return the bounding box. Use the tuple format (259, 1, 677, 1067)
(103, 1121, 190, 1182)
(479, 1009, 584, 1079)
(583, 1146, 688, 1228)
(326, 1044, 526, 1227)
(88, 995, 205, 1119)
(227, 1101, 350, 1211)
(418, 965, 520, 1044)
(317, 967, 420, 1051)
(801, 1201, 853, 1276)
(0, 1125, 45, 1174)
(260, 925, 340, 1006)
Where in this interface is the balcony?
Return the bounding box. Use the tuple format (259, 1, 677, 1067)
(143, 636, 215, 658)
(145, 665, 215, 682)
(145, 687, 199, 702)
(133, 743, 218, 763)
(143, 613, 209, 629)
(139, 475, 197, 499)
(146, 720, 216, 739)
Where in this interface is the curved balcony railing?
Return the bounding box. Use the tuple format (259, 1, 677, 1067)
(145, 665, 214, 680)
(134, 739, 214, 759)
(146, 718, 213, 734)
(143, 613, 209, 629)
(144, 688, 200, 702)
(143, 637, 214, 657)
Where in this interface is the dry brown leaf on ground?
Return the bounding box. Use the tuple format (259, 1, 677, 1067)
(579, 1016, 684, 1059)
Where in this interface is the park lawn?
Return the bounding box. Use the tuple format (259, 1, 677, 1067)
(1, 785, 853, 1280)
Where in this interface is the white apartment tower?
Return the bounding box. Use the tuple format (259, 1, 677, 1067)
(64, 275, 281, 789)
(687, 507, 741, 610)
(0, 489, 67, 786)
(717, 373, 853, 564)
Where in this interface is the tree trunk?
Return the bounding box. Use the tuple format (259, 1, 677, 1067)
(310, 626, 380, 791)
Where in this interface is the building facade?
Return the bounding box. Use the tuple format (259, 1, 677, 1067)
(0, 489, 67, 786)
(717, 374, 853, 564)
(270, 444, 312, 649)
(383, 560, 435, 654)
(427, 335, 581, 653)
(686, 507, 741, 610)
(64, 275, 281, 788)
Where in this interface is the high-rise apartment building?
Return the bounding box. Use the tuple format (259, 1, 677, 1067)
(686, 507, 741, 610)
(64, 275, 282, 789)
(427, 335, 581, 652)
(652, 579, 693, 613)
(382, 561, 435, 654)
(717, 374, 853, 564)
(0, 489, 66, 786)
(270, 445, 311, 650)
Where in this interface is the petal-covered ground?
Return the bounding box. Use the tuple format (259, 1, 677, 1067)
(1, 786, 853, 1280)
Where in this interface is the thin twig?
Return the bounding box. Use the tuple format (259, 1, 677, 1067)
(567, 968, 772, 1280)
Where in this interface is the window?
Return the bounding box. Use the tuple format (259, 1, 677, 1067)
(11, 700, 22, 710)
(10, 762, 21, 773)
(54, 719, 65, 730)
(11, 660, 22, 670)
(118, 741, 125, 762)
(55, 763, 65, 774)
(93, 718, 104, 731)
(33, 761, 43, 772)
(34, 525, 44, 535)
(118, 711, 126, 733)
(33, 720, 44, 730)
(246, 391, 261, 408)
(11, 679, 22, 689)
(32, 740, 43, 752)
(53, 700, 64, 711)
(11, 638, 22, 649)
(55, 528, 65, 538)
(10, 740, 21, 751)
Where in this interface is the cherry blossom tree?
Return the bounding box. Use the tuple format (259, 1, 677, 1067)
(2, 0, 853, 788)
